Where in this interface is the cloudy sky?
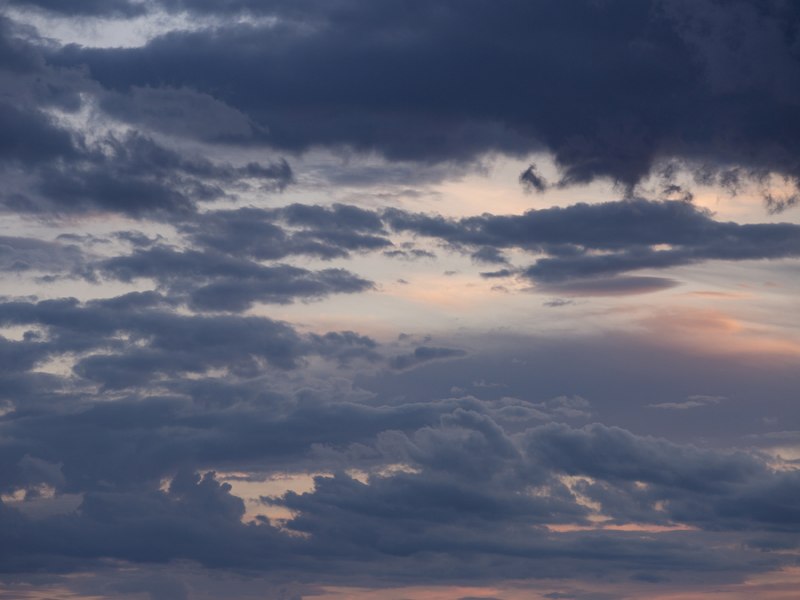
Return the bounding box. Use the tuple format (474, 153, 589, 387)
(1, 1, 800, 598)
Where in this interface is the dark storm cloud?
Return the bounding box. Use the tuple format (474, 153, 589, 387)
(0, 393, 466, 493)
(0, 469, 781, 585)
(99, 86, 262, 142)
(1, 328, 799, 586)
(45, 0, 800, 196)
(0, 102, 77, 166)
(264, 420, 794, 582)
(0, 470, 290, 574)
(0, 20, 293, 217)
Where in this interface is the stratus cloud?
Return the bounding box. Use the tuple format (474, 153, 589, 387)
(180, 205, 391, 262)
(384, 198, 800, 285)
(95, 246, 374, 311)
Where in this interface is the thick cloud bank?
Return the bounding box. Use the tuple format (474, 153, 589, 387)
(43, 0, 800, 199)
(1, 2, 800, 599)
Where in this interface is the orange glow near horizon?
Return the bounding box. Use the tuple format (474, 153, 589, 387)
(317, 567, 800, 600)
(545, 522, 697, 533)
(638, 307, 800, 362)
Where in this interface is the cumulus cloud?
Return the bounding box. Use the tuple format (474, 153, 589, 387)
(1, 315, 799, 589)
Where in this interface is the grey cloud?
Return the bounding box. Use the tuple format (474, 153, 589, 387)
(6, 0, 146, 16)
(113, 230, 164, 248)
(384, 198, 800, 286)
(389, 346, 468, 371)
(0, 102, 77, 166)
(543, 298, 574, 308)
(764, 190, 800, 214)
(0, 236, 84, 273)
(519, 163, 548, 193)
(95, 246, 373, 311)
(536, 276, 680, 297)
(384, 248, 436, 260)
(47, 0, 800, 196)
(649, 395, 727, 410)
(181, 205, 391, 262)
(479, 268, 516, 279)
(0, 21, 293, 218)
(1, 2, 799, 594)
(3, 128, 293, 217)
(471, 246, 508, 265)
(100, 86, 261, 142)
(0, 297, 378, 390)
(0, 342, 798, 586)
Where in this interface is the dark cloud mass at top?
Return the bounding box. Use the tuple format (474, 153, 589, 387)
(1, 1, 800, 599)
(43, 0, 800, 194)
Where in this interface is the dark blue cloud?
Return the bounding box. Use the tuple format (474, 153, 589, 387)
(44, 0, 800, 197)
(384, 198, 800, 285)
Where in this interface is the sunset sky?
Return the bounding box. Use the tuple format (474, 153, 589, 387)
(1, 1, 800, 599)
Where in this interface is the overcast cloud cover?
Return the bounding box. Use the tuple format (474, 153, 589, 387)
(1, 1, 800, 599)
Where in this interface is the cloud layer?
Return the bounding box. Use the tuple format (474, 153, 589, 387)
(1, 2, 800, 599)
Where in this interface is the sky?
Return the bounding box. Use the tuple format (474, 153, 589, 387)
(0, 1, 799, 598)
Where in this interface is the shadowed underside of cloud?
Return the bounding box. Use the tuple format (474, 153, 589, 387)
(0, 17, 293, 218)
(40, 0, 800, 201)
(6, 196, 798, 308)
(536, 276, 680, 297)
(0, 296, 380, 389)
(95, 246, 375, 311)
(1, 396, 798, 584)
(180, 204, 392, 261)
(0, 290, 799, 589)
(384, 198, 800, 286)
(93, 198, 797, 300)
(1, 125, 293, 217)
